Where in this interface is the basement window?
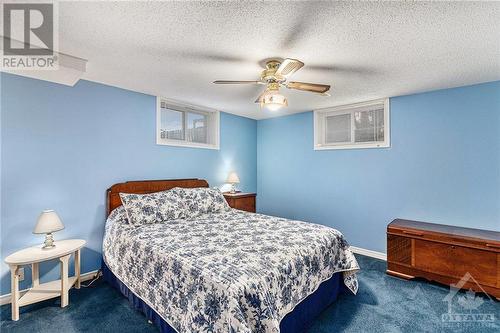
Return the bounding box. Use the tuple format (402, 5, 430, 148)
(314, 99, 390, 150)
(156, 98, 220, 149)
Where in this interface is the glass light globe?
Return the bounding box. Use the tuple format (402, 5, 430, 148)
(265, 103, 283, 111)
(261, 90, 287, 111)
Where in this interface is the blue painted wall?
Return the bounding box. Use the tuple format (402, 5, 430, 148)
(2, 73, 499, 296)
(257, 81, 500, 253)
(0, 73, 257, 294)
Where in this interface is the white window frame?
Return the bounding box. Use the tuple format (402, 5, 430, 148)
(313, 98, 390, 150)
(156, 97, 220, 150)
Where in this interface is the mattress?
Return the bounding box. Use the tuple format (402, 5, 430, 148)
(102, 206, 359, 333)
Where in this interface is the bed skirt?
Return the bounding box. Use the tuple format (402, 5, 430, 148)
(102, 260, 346, 333)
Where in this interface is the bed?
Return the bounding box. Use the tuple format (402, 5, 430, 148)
(102, 179, 359, 333)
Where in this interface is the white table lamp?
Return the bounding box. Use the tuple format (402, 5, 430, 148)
(226, 172, 240, 194)
(33, 210, 65, 249)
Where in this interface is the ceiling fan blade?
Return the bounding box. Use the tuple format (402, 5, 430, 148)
(275, 58, 304, 79)
(213, 80, 263, 84)
(286, 81, 330, 94)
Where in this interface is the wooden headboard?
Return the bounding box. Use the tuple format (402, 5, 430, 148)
(106, 178, 209, 216)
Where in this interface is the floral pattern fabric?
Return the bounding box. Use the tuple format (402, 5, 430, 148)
(103, 206, 359, 333)
(170, 187, 231, 218)
(119, 190, 188, 225)
(120, 188, 230, 225)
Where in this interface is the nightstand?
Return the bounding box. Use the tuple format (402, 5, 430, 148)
(4, 239, 86, 321)
(223, 192, 256, 213)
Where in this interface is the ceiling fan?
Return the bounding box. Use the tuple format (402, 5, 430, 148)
(213, 58, 330, 111)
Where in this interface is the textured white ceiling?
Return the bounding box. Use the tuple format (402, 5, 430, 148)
(58, 1, 500, 119)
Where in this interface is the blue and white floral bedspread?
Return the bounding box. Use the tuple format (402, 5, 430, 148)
(103, 207, 359, 333)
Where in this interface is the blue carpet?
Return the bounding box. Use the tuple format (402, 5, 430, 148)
(1, 255, 498, 332)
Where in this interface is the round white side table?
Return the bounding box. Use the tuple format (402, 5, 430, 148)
(4, 239, 86, 321)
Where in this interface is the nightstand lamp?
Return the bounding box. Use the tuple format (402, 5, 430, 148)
(226, 172, 240, 194)
(33, 210, 65, 249)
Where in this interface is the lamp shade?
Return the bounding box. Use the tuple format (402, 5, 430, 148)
(226, 172, 240, 184)
(33, 210, 64, 234)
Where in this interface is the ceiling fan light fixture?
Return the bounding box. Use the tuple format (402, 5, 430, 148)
(213, 58, 331, 110)
(260, 90, 288, 111)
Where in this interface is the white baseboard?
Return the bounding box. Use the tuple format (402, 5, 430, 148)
(0, 269, 99, 306)
(350, 246, 387, 261)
